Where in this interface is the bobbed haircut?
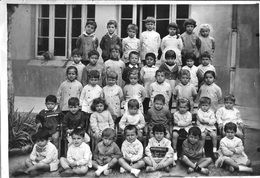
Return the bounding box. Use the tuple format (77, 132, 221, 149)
(85, 20, 97, 30)
(145, 16, 155, 24)
(128, 99, 140, 109)
(88, 50, 100, 58)
(152, 124, 167, 136)
(102, 128, 116, 139)
(224, 122, 237, 133)
(145, 52, 156, 61)
(201, 51, 211, 59)
(177, 98, 191, 111)
(179, 69, 191, 79)
(184, 52, 196, 63)
(90, 97, 108, 111)
(107, 20, 117, 28)
(204, 70, 216, 79)
(165, 50, 176, 59)
(45, 95, 57, 103)
(154, 94, 165, 104)
(68, 97, 80, 106)
(88, 70, 100, 79)
(71, 128, 85, 138)
(224, 94, 236, 103)
(71, 48, 83, 57)
(67, 66, 78, 76)
(106, 71, 118, 80)
(188, 126, 201, 137)
(32, 129, 50, 142)
(127, 68, 140, 84)
(109, 44, 121, 53)
(127, 24, 138, 32)
(183, 18, 197, 28)
(124, 125, 138, 137)
(199, 97, 211, 107)
(129, 51, 139, 59)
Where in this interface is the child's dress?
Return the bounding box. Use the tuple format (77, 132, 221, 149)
(67, 61, 86, 83)
(30, 141, 59, 171)
(119, 110, 145, 131)
(173, 111, 193, 132)
(216, 106, 243, 127)
(121, 139, 143, 163)
(100, 33, 122, 61)
(182, 65, 199, 90)
(199, 35, 215, 60)
(103, 84, 123, 118)
(104, 59, 125, 88)
(81, 64, 105, 87)
(161, 34, 183, 65)
(122, 36, 141, 64)
(181, 32, 201, 59)
(196, 108, 217, 132)
(149, 81, 172, 107)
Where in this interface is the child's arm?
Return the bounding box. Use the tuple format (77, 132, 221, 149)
(76, 36, 82, 49)
(215, 108, 223, 128)
(140, 67, 145, 83)
(40, 144, 57, 164)
(56, 83, 63, 107)
(158, 140, 174, 167)
(178, 37, 183, 51)
(79, 87, 86, 107)
(233, 138, 244, 154)
(145, 139, 157, 167)
(131, 142, 144, 162)
(94, 37, 99, 50)
(90, 113, 100, 134)
(81, 67, 88, 87)
(236, 110, 244, 128)
(112, 144, 122, 159)
(160, 38, 166, 52)
(107, 111, 115, 129)
(119, 114, 127, 130)
(29, 145, 37, 161)
(122, 39, 126, 54)
(208, 111, 217, 125)
(140, 86, 146, 102)
(122, 68, 128, 83)
(79, 112, 85, 129)
(99, 36, 105, 51)
(166, 110, 174, 129)
(216, 86, 222, 102)
(173, 86, 178, 101)
(220, 139, 234, 156)
(137, 113, 145, 130)
(119, 87, 124, 102)
(196, 36, 201, 50)
(196, 110, 207, 124)
(145, 110, 151, 123)
(177, 112, 192, 127)
(76, 145, 92, 166)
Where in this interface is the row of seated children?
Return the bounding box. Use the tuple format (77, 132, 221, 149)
(12, 122, 253, 177)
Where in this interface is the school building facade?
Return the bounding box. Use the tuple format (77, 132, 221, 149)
(10, 3, 259, 109)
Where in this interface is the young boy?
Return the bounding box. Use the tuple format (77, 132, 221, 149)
(122, 24, 141, 65)
(63, 97, 90, 146)
(122, 51, 141, 83)
(140, 16, 161, 64)
(197, 51, 216, 87)
(216, 94, 244, 138)
(36, 95, 64, 148)
(76, 20, 99, 65)
(92, 128, 122, 176)
(118, 125, 145, 177)
(13, 130, 59, 176)
(149, 70, 172, 108)
(68, 48, 85, 83)
(181, 18, 201, 66)
(179, 126, 212, 175)
(59, 128, 92, 177)
(144, 124, 175, 172)
(81, 50, 104, 87)
(100, 20, 122, 62)
(182, 52, 199, 90)
(146, 94, 173, 140)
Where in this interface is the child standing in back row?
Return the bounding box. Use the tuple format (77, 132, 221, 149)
(68, 49, 85, 83)
(76, 20, 99, 66)
(140, 17, 161, 64)
(199, 24, 215, 61)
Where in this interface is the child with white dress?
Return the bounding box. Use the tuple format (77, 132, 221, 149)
(199, 24, 215, 61)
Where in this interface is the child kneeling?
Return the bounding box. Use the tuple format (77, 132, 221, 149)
(59, 128, 92, 177)
(118, 125, 145, 177)
(179, 126, 212, 175)
(13, 130, 59, 177)
(144, 124, 175, 172)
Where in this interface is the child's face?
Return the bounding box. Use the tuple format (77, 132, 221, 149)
(102, 136, 113, 146)
(166, 56, 175, 66)
(186, 24, 194, 34)
(180, 74, 190, 85)
(107, 24, 116, 35)
(111, 49, 120, 59)
(179, 103, 189, 114)
(168, 27, 177, 36)
(204, 73, 214, 85)
(200, 103, 210, 112)
(69, 105, 80, 114)
(67, 69, 77, 82)
(145, 56, 155, 67)
(129, 54, 139, 66)
(46, 101, 56, 111)
(107, 77, 117, 86)
(127, 29, 136, 38)
(96, 103, 105, 113)
(154, 131, 164, 141)
(125, 129, 138, 143)
(36, 139, 48, 148)
(200, 28, 210, 37)
(72, 134, 84, 147)
(225, 129, 235, 140)
(89, 77, 99, 86)
(85, 24, 95, 35)
(187, 134, 200, 145)
(224, 100, 235, 110)
(146, 22, 155, 31)
(72, 54, 82, 64)
(89, 55, 99, 65)
(155, 72, 165, 84)
(128, 106, 138, 115)
(201, 57, 210, 66)
(154, 100, 164, 111)
(186, 58, 194, 68)
(129, 74, 138, 85)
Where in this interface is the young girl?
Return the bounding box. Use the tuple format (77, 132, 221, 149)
(144, 124, 175, 172)
(199, 24, 215, 61)
(57, 66, 83, 115)
(161, 22, 183, 65)
(104, 44, 125, 88)
(90, 97, 115, 147)
(198, 70, 222, 112)
(172, 98, 193, 161)
(123, 68, 146, 113)
(173, 69, 197, 112)
(140, 53, 158, 114)
(102, 71, 124, 122)
(215, 122, 253, 173)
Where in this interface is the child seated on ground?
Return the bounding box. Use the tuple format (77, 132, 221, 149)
(59, 128, 92, 177)
(119, 99, 145, 141)
(36, 95, 64, 148)
(146, 94, 173, 140)
(13, 130, 59, 177)
(63, 97, 90, 147)
(216, 94, 244, 139)
(196, 97, 217, 155)
(144, 124, 175, 172)
(215, 122, 253, 173)
(179, 126, 212, 175)
(92, 128, 122, 176)
(118, 125, 145, 177)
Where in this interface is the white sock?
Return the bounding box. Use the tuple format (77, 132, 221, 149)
(131, 168, 140, 177)
(213, 147, 217, 152)
(102, 164, 109, 171)
(238, 165, 253, 173)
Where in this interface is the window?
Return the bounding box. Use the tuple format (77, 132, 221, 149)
(176, 5, 189, 34)
(36, 5, 95, 59)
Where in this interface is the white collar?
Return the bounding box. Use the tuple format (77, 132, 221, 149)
(44, 105, 58, 111)
(129, 64, 138, 68)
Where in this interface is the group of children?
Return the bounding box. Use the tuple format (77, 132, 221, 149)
(13, 16, 254, 177)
